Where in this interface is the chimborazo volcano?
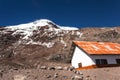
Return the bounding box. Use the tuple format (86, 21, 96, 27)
(0, 19, 120, 68)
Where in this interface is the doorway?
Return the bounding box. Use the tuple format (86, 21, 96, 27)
(78, 63, 82, 68)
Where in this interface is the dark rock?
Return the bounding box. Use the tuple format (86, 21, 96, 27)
(73, 69, 77, 73)
(48, 66, 55, 70)
(54, 73, 58, 78)
(13, 68, 18, 70)
(69, 66, 75, 71)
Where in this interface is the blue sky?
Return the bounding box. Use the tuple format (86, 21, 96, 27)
(0, 0, 120, 28)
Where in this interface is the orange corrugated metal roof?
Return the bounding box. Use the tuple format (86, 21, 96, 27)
(74, 41, 120, 55)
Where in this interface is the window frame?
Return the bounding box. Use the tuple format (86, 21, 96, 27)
(95, 59, 108, 65)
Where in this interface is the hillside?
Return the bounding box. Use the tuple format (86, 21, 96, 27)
(0, 19, 120, 68)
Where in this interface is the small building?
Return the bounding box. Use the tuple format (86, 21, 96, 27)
(71, 41, 120, 69)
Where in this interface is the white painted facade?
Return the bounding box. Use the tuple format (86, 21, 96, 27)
(71, 46, 120, 68)
(71, 46, 95, 68)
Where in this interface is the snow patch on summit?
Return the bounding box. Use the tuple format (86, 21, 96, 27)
(5, 19, 79, 40)
(60, 26, 79, 30)
(7, 19, 54, 30)
(5, 19, 56, 39)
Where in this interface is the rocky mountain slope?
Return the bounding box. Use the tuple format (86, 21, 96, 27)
(0, 19, 120, 68)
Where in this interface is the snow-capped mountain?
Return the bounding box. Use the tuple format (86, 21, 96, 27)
(5, 19, 79, 39)
(7, 19, 79, 30)
(1, 19, 120, 68)
(4, 19, 81, 48)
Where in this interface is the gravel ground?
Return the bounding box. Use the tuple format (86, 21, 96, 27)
(0, 66, 120, 80)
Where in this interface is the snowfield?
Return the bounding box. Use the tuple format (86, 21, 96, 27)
(4, 19, 82, 48)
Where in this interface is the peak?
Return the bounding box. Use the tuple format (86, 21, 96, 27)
(6, 19, 79, 31)
(33, 19, 55, 26)
(34, 19, 53, 23)
(6, 19, 56, 30)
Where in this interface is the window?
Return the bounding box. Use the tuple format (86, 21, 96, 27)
(116, 59, 120, 64)
(95, 59, 101, 65)
(95, 59, 108, 65)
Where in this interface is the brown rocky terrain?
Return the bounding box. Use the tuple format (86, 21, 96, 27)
(0, 64, 120, 80)
(0, 19, 120, 80)
(1, 26, 120, 68)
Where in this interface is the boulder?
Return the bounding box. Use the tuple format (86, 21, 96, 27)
(55, 66, 63, 70)
(48, 66, 55, 70)
(64, 66, 69, 71)
(69, 66, 75, 71)
(71, 75, 83, 80)
(40, 66, 47, 70)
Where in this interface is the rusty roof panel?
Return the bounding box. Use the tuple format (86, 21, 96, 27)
(74, 41, 120, 54)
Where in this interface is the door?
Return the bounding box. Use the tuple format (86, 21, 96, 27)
(78, 63, 82, 68)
